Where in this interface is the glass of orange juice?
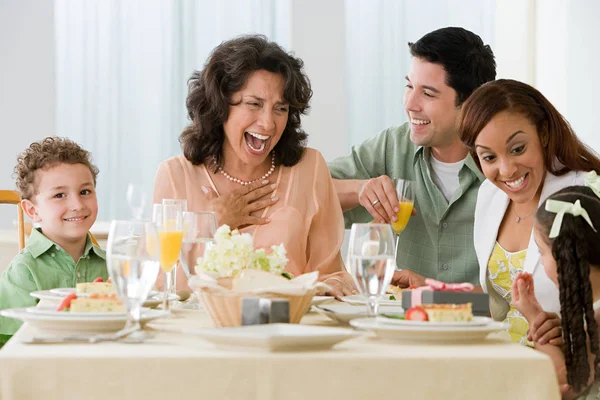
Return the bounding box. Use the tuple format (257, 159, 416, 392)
(152, 203, 183, 311)
(391, 178, 415, 234)
(161, 199, 188, 299)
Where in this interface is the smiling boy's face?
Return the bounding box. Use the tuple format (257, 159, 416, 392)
(22, 162, 98, 249)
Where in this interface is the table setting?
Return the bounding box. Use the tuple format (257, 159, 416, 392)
(0, 207, 562, 400)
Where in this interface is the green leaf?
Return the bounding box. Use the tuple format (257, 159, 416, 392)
(281, 272, 293, 280)
(389, 295, 396, 300)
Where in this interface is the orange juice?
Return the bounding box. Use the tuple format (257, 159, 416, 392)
(158, 231, 183, 272)
(391, 201, 414, 234)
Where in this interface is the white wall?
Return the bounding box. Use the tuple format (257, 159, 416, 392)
(0, 0, 55, 230)
(563, 1, 600, 149)
(289, 0, 347, 162)
(494, 0, 536, 83)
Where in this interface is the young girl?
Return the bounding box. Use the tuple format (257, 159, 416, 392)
(512, 173, 600, 399)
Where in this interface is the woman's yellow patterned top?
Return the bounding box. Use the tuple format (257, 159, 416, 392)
(487, 242, 532, 345)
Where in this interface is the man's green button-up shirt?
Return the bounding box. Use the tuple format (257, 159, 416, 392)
(329, 123, 484, 284)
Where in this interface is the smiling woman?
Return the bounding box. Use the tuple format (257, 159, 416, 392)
(457, 79, 600, 344)
(152, 35, 356, 298)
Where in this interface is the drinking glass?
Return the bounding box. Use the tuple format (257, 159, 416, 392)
(161, 199, 188, 296)
(162, 199, 188, 212)
(180, 211, 218, 309)
(126, 183, 147, 220)
(152, 204, 183, 311)
(106, 220, 160, 341)
(391, 179, 415, 234)
(347, 223, 395, 317)
(391, 179, 415, 268)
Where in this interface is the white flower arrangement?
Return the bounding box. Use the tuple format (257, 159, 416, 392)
(195, 225, 289, 277)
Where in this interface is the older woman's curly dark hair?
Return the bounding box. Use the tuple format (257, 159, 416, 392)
(14, 137, 99, 200)
(180, 34, 312, 170)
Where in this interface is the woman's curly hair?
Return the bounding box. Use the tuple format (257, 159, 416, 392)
(14, 137, 99, 200)
(180, 34, 312, 171)
(536, 186, 600, 393)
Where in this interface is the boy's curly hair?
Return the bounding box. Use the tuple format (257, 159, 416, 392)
(14, 137, 99, 200)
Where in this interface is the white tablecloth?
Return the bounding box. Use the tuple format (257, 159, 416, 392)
(0, 310, 560, 400)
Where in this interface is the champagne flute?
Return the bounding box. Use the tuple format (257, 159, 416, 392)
(347, 223, 395, 317)
(161, 199, 188, 297)
(126, 183, 147, 220)
(106, 220, 161, 341)
(152, 204, 183, 311)
(391, 179, 415, 267)
(180, 211, 218, 309)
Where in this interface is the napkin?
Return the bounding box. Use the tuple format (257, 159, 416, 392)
(189, 270, 331, 296)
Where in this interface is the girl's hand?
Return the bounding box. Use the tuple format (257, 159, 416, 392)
(527, 311, 563, 346)
(511, 272, 544, 321)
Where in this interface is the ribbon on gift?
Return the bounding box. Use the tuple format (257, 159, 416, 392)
(411, 278, 474, 307)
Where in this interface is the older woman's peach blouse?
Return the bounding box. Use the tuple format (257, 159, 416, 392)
(152, 148, 346, 281)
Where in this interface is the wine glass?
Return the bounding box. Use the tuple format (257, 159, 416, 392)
(180, 211, 218, 309)
(162, 198, 188, 211)
(161, 199, 188, 297)
(391, 179, 415, 234)
(106, 220, 160, 341)
(391, 179, 415, 267)
(126, 183, 147, 220)
(347, 223, 395, 317)
(152, 204, 183, 311)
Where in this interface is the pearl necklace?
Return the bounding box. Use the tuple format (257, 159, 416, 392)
(219, 153, 275, 185)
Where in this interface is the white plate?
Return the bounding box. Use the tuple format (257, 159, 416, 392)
(341, 294, 402, 307)
(316, 303, 404, 324)
(350, 318, 508, 343)
(1, 307, 169, 333)
(50, 287, 159, 298)
(25, 306, 153, 318)
(311, 296, 334, 306)
(31, 290, 173, 308)
(185, 323, 362, 351)
(376, 315, 494, 327)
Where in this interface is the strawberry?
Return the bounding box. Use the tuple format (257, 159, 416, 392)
(93, 277, 104, 283)
(57, 293, 77, 312)
(405, 306, 428, 321)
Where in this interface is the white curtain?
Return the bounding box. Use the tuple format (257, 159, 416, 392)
(55, 0, 290, 221)
(344, 0, 496, 147)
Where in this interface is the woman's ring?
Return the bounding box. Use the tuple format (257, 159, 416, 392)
(372, 199, 380, 206)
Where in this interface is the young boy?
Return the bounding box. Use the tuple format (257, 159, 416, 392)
(0, 137, 108, 346)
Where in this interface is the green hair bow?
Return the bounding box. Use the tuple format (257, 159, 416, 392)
(545, 199, 596, 238)
(585, 170, 600, 199)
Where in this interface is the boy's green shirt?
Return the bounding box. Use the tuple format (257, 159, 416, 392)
(0, 228, 107, 337)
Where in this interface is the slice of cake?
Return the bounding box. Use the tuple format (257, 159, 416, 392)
(420, 303, 473, 322)
(386, 285, 402, 300)
(76, 277, 115, 294)
(69, 293, 125, 313)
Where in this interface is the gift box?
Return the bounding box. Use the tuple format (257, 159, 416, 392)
(401, 289, 490, 316)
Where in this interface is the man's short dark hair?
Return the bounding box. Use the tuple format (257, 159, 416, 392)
(409, 27, 496, 105)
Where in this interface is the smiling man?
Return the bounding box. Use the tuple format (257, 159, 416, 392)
(329, 27, 496, 286)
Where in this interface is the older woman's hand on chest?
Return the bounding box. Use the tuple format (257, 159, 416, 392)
(201, 179, 278, 230)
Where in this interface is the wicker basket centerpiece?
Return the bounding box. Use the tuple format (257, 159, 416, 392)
(188, 225, 329, 327)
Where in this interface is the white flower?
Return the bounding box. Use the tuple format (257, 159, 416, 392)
(195, 224, 288, 277)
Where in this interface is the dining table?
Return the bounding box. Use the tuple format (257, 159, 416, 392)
(0, 305, 561, 400)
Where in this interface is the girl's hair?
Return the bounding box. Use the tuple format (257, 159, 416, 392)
(458, 79, 600, 175)
(536, 186, 600, 392)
